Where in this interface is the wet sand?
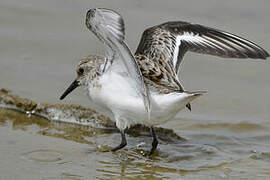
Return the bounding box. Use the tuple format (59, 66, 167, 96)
(0, 0, 270, 179)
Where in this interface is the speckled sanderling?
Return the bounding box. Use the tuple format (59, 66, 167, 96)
(60, 8, 269, 155)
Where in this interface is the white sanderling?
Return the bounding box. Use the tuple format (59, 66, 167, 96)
(60, 8, 269, 155)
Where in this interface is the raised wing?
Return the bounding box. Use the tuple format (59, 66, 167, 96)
(136, 21, 269, 74)
(85, 8, 151, 117)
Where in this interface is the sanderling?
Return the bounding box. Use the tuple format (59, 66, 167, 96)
(60, 8, 269, 155)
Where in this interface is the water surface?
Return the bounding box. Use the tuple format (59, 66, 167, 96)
(0, 0, 270, 179)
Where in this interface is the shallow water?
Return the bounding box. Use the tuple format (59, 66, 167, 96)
(1, 104, 270, 180)
(0, 0, 270, 179)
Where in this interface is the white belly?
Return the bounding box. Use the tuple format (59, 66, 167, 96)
(87, 70, 200, 131)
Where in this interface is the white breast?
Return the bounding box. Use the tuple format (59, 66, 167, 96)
(87, 67, 201, 131)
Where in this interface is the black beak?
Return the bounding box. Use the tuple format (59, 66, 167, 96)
(59, 80, 79, 100)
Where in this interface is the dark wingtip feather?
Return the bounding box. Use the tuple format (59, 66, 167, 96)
(253, 46, 269, 60)
(263, 51, 270, 59)
(251, 49, 269, 60)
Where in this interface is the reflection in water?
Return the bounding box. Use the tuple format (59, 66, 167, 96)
(95, 143, 231, 179)
(0, 107, 232, 179)
(42, 172, 84, 180)
(1, 101, 270, 179)
(0, 107, 95, 145)
(1, 106, 270, 179)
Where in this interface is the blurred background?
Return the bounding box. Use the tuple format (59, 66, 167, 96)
(0, 0, 270, 179)
(0, 0, 269, 122)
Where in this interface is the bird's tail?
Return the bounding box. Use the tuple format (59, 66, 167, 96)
(181, 91, 206, 110)
(184, 91, 207, 96)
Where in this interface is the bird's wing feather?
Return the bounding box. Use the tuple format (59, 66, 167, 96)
(136, 21, 269, 75)
(85, 8, 151, 117)
(135, 26, 184, 92)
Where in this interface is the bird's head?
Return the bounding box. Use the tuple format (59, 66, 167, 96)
(60, 55, 105, 100)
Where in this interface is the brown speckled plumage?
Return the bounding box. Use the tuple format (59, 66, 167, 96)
(135, 54, 183, 94)
(136, 21, 269, 76)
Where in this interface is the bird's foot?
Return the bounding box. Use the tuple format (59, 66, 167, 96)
(111, 141, 127, 152)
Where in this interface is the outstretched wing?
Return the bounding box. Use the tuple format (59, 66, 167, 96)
(85, 8, 151, 117)
(136, 21, 269, 74)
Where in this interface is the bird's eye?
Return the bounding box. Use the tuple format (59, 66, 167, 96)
(78, 68, 84, 74)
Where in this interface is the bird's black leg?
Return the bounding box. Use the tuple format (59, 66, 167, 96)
(149, 126, 158, 155)
(111, 131, 127, 152)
